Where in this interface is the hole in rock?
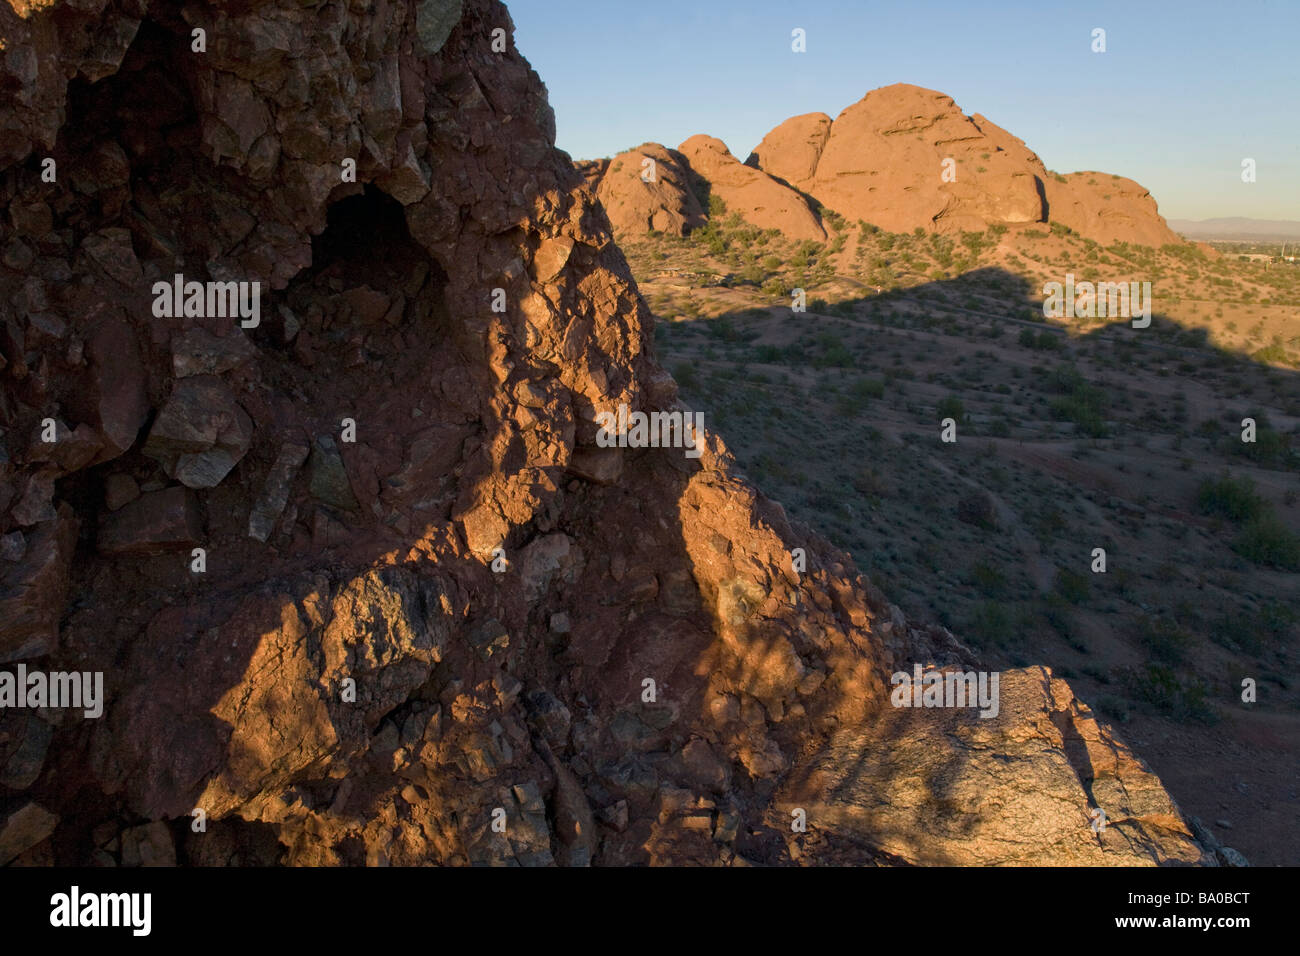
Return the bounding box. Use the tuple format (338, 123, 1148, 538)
(312, 184, 413, 273)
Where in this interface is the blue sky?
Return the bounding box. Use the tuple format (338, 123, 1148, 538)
(508, 0, 1299, 220)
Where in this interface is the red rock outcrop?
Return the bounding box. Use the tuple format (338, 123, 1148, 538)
(1044, 171, 1181, 247)
(0, 1, 1206, 866)
(590, 143, 705, 238)
(744, 112, 832, 192)
(747, 83, 1181, 245)
(579, 134, 825, 244)
(676, 134, 825, 241)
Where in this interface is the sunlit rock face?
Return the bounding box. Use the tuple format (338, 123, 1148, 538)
(745, 83, 1180, 244)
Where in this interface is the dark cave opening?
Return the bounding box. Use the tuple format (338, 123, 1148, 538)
(312, 184, 415, 274)
(61, 18, 200, 185)
(300, 183, 451, 338)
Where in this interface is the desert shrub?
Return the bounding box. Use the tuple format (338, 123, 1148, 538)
(1134, 614, 1193, 665)
(850, 378, 885, 400)
(1121, 665, 1217, 722)
(1214, 602, 1297, 654)
(967, 559, 1007, 596)
(1228, 412, 1298, 469)
(965, 600, 1012, 647)
(1233, 513, 1300, 570)
(672, 362, 699, 390)
(1043, 366, 1107, 436)
(936, 395, 967, 423)
(1053, 568, 1091, 605)
(1195, 474, 1265, 523)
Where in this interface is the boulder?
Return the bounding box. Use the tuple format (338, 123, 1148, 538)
(142, 376, 253, 489)
(0, 504, 78, 662)
(0, 802, 58, 865)
(744, 112, 832, 191)
(592, 143, 706, 239)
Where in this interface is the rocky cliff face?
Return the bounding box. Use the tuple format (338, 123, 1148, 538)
(0, 0, 1208, 866)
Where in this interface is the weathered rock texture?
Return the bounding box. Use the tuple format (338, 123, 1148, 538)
(0, 1, 1206, 866)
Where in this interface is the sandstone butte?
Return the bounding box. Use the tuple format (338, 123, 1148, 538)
(585, 83, 1181, 248)
(0, 0, 1219, 867)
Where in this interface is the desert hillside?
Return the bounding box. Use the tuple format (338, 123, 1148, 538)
(617, 190, 1299, 865)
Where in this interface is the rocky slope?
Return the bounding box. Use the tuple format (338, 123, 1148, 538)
(0, 0, 1209, 866)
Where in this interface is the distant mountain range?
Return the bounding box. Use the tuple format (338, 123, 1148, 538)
(1167, 217, 1300, 241)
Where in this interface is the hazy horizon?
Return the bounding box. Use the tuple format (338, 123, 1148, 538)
(510, 0, 1300, 222)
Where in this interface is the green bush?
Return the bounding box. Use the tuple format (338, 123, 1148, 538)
(1043, 366, 1107, 436)
(850, 378, 885, 400)
(1053, 568, 1091, 604)
(966, 600, 1012, 647)
(1233, 513, 1300, 570)
(1121, 665, 1217, 722)
(1214, 601, 1297, 654)
(1195, 474, 1265, 523)
(672, 362, 699, 390)
(968, 559, 1007, 596)
(1135, 614, 1192, 665)
(937, 395, 967, 422)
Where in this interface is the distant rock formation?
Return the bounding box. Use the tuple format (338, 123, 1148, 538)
(586, 82, 1180, 247)
(581, 135, 824, 244)
(746, 83, 1181, 245)
(676, 135, 825, 241)
(588, 143, 705, 237)
(1044, 171, 1182, 247)
(744, 112, 833, 192)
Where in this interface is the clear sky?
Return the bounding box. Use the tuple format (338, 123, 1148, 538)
(508, 0, 1299, 221)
